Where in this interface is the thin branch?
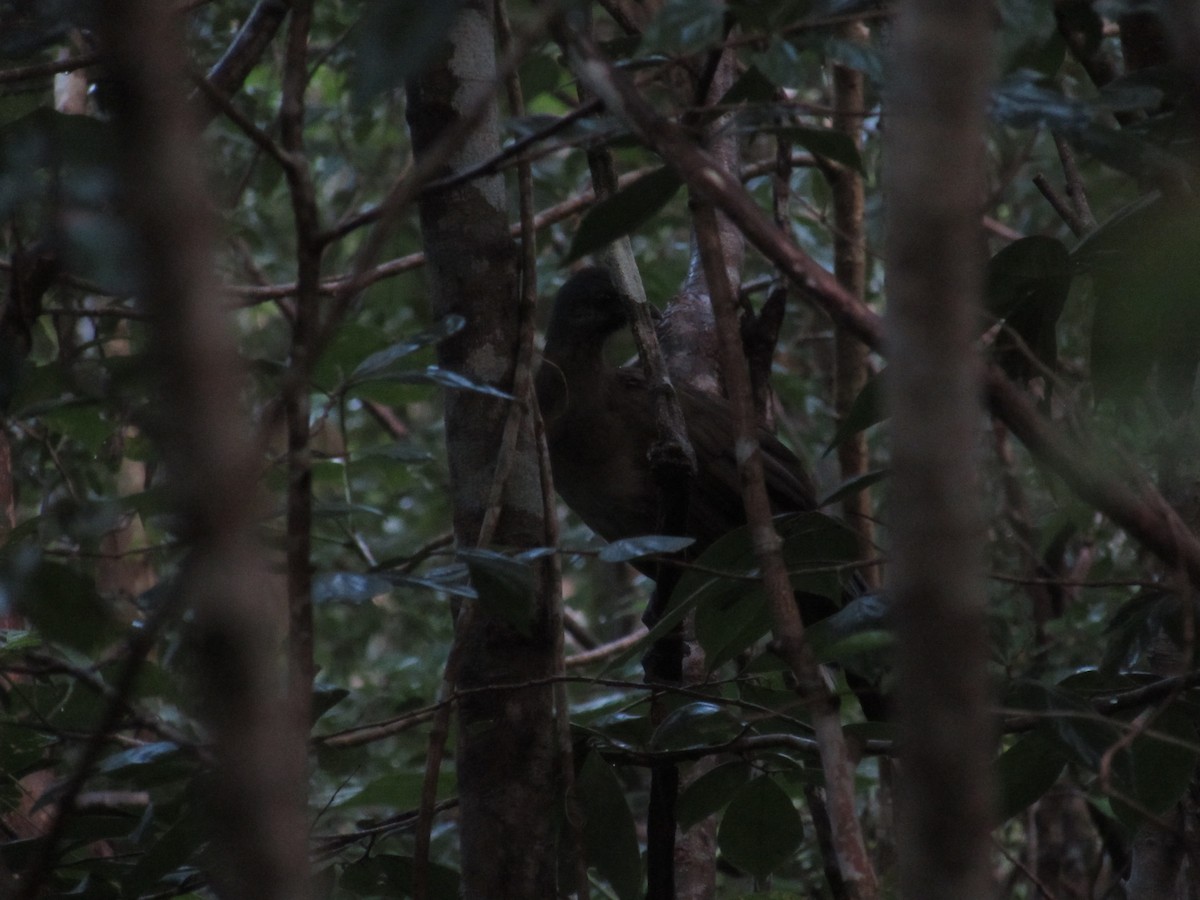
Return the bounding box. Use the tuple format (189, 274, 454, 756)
(1033, 172, 1088, 237)
(555, 22, 1200, 597)
(0, 51, 102, 86)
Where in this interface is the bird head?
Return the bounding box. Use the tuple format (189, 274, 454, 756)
(546, 266, 629, 344)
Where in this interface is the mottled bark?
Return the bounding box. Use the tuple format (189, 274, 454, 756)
(407, 3, 559, 897)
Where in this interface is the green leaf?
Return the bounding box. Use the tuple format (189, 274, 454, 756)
(639, 0, 726, 57)
(312, 571, 393, 604)
(1129, 703, 1198, 815)
(677, 760, 753, 831)
(577, 752, 642, 900)
(670, 512, 860, 670)
(650, 702, 740, 751)
(1007, 681, 1127, 781)
(994, 733, 1067, 822)
(771, 125, 864, 174)
(311, 684, 349, 724)
(986, 236, 1071, 379)
(819, 469, 888, 508)
(804, 592, 890, 661)
(717, 776, 803, 880)
(9, 559, 119, 654)
(460, 548, 536, 635)
(824, 369, 886, 456)
(340, 854, 461, 900)
(352, 0, 468, 106)
(718, 65, 779, 106)
(125, 804, 203, 895)
(598, 534, 695, 563)
(564, 166, 682, 264)
(349, 316, 466, 380)
(331, 771, 450, 810)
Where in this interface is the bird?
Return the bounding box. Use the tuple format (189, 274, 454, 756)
(535, 266, 820, 560)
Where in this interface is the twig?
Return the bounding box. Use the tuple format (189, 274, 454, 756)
(1053, 133, 1096, 231)
(0, 52, 102, 86)
(1033, 172, 1088, 237)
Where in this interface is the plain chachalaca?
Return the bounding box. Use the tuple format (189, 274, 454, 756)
(536, 266, 819, 557)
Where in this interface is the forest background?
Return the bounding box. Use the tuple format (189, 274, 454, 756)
(2, 1, 1200, 899)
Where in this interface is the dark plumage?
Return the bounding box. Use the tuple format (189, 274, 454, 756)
(536, 267, 817, 555)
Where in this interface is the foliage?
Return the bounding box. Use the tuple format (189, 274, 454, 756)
(1, 1, 1200, 897)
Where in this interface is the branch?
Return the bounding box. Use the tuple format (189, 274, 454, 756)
(557, 23, 1200, 595)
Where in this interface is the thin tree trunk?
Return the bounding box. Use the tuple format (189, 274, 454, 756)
(831, 25, 878, 589)
(98, 1, 311, 897)
(407, 3, 560, 896)
(884, 3, 996, 899)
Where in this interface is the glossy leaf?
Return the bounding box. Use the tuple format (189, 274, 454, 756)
(349, 316, 466, 380)
(598, 534, 695, 563)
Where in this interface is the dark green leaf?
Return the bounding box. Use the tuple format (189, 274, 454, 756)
(564, 166, 683, 264)
(331, 772, 449, 810)
(125, 805, 203, 896)
(460, 548, 536, 635)
(350, 316, 466, 380)
(718, 66, 779, 106)
(1007, 681, 1127, 779)
(717, 776, 803, 880)
(650, 702, 740, 751)
(986, 236, 1071, 378)
(804, 592, 890, 661)
(824, 369, 886, 456)
(352, 0, 468, 105)
(1129, 703, 1198, 815)
(995, 733, 1067, 822)
(677, 761, 753, 831)
(577, 752, 642, 900)
(10, 560, 119, 654)
(819, 469, 888, 508)
(639, 0, 726, 57)
(598, 534, 695, 563)
(312, 684, 349, 723)
(340, 854, 461, 900)
(771, 126, 864, 174)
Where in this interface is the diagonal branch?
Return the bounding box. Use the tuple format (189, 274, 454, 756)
(556, 22, 1200, 593)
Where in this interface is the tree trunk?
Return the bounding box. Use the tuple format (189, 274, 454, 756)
(407, 4, 560, 897)
(884, 2, 996, 899)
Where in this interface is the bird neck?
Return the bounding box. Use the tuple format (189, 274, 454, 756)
(540, 325, 614, 415)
